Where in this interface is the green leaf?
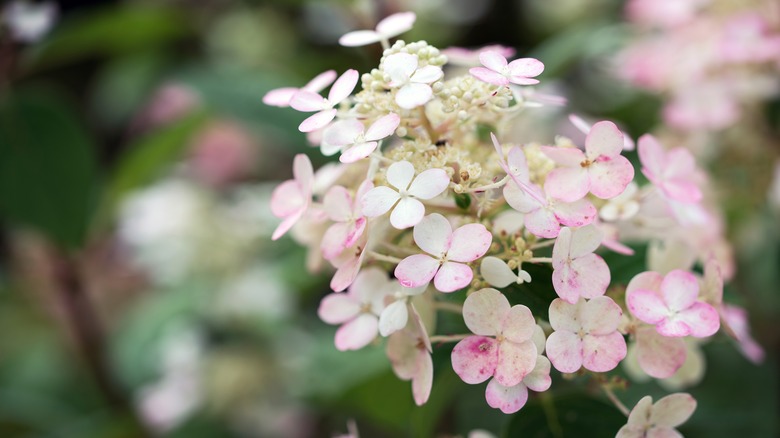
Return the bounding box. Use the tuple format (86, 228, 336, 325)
(0, 91, 98, 248)
(503, 393, 626, 438)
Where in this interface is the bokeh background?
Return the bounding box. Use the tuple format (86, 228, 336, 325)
(0, 0, 778, 437)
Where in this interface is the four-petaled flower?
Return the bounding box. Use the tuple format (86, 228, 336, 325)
(361, 160, 450, 229)
(322, 113, 400, 163)
(339, 12, 416, 47)
(626, 270, 720, 338)
(541, 121, 635, 202)
(451, 288, 538, 387)
(270, 154, 314, 240)
(320, 180, 372, 260)
(317, 267, 390, 351)
(469, 50, 544, 87)
(383, 53, 443, 109)
(262, 70, 336, 108)
(395, 213, 492, 292)
(545, 296, 627, 373)
(551, 225, 611, 304)
(616, 393, 697, 438)
(638, 134, 702, 203)
(290, 69, 359, 132)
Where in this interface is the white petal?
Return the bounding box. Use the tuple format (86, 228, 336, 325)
(361, 186, 400, 217)
(407, 168, 450, 199)
(327, 69, 359, 104)
(481, 257, 518, 288)
(386, 160, 416, 190)
(289, 90, 326, 112)
(413, 213, 452, 257)
(384, 53, 418, 85)
(390, 198, 425, 229)
(339, 30, 382, 47)
(365, 113, 400, 141)
(479, 50, 508, 72)
(379, 300, 409, 336)
(376, 12, 416, 37)
(395, 83, 433, 109)
(323, 119, 364, 146)
(410, 65, 443, 84)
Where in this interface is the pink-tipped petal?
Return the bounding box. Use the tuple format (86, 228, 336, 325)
(408, 168, 450, 199)
(507, 58, 544, 78)
(321, 222, 351, 260)
(304, 70, 338, 92)
(270, 180, 305, 218)
(318, 293, 360, 324)
(413, 213, 452, 257)
(552, 254, 610, 303)
(323, 119, 364, 146)
(540, 145, 586, 167)
(673, 303, 720, 338)
(395, 254, 440, 288)
(524, 207, 560, 239)
(292, 154, 314, 193)
(463, 288, 509, 336)
(495, 339, 537, 386)
(546, 330, 583, 373)
(544, 166, 590, 202)
(328, 69, 359, 104)
(585, 121, 624, 159)
(588, 156, 635, 199)
(662, 179, 703, 203)
(485, 379, 529, 414)
(637, 134, 665, 179)
(390, 197, 426, 229)
(582, 332, 626, 372)
(334, 313, 378, 351)
(553, 199, 597, 228)
(627, 271, 664, 296)
(660, 270, 699, 312)
(580, 296, 622, 335)
(569, 224, 603, 258)
(323, 186, 353, 222)
(290, 90, 327, 112)
(635, 327, 686, 378)
(509, 76, 540, 85)
(451, 336, 499, 384)
(469, 67, 508, 86)
(271, 210, 304, 241)
(299, 109, 337, 133)
(340, 141, 378, 163)
(627, 289, 668, 324)
(263, 87, 297, 107)
(339, 30, 382, 47)
(376, 12, 417, 37)
(365, 113, 400, 141)
(447, 223, 492, 262)
(386, 160, 416, 191)
(395, 83, 433, 109)
(434, 262, 473, 293)
(479, 50, 508, 71)
(523, 355, 552, 392)
(361, 186, 400, 217)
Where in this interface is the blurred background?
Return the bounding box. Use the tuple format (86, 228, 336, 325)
(0, 0, 778, 437)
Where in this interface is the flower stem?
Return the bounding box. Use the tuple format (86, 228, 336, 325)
(429, 334, 470, 343)
(530, 239, 555, 250)
(462, 175, 510, 193)
(367, 251, 402, 264)
(528, 257, 553, 263)
(433, 300, 463, 313)
(602, 385, 630, 417)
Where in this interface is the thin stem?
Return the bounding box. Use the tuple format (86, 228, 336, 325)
(433, 301, 463, 314)
(370, 152, 395, 164)
(380, 38, 390, 51)
(429, 334, 470, 343)
(461, 175, 510, 193)
(528, 257, 553, 263)
(530, 239, 556, 250)
(367, 250, 402, 264)
(602, 385, 630, 417)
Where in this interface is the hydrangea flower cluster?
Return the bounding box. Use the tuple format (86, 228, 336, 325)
(266, 12, 763, 435)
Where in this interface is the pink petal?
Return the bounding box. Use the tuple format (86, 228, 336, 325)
(552, 254, 610, 303)
(323, 119, 364, 146)
(349, 267, 390, 304)
(507, 146, 530, 181)
(412, 351, 433, 406)
(546, 330, 584, 373)
(569, 224, 603, 259)
(408, 168, 450, 199)
(339, 30, 382, 47)
(661, 179, 702, 203)
(271, 210, 304, 241)
(627, 289, 668, 324)
(451, 336, 499, 384)
(386, 160, 416, 191)
(361, 186, 400, 218)
(544, 166, 590, 202)
(395, 83, 433, 109)
(410, 65, 443, 84)
(670, 302, 720, 338)
(651, 393, 697, 428)
(580, 296, 622, 334)
(327, 69, 359, 104)
(479, 50, 508, 71)
(379, 300, 409, 337)
(508, 76, 540, 86)
(293, 154, 314, 193)
(553, 198, 597, 228)
(462, 288, 508, 336)
(638, 134, 665, 179)
(540, 145, 585, 167)
(501, 305, 536, 343)
(495, 339, 537, 386)
(323, 185, 353, 222)
(434, 261, 473, 292)
(627, 271, 664, 296)
(299, 109, 337, 133)
(395, 254, 440, 288)
(503, 181, 543, 213)
(447, 223, 492, 262)
(384, 53, 418, 85)
(507, 58, 544, 78)
(318, 293, 360, 324)
(585, 121, 624, 159)
(524, 207, 560, 239)
(270, 180, 305, 218)
(588, 156, 635, 199)
(660, 270, 699, 312)
(376, 12, 417, 37)
(334, 313, 378, 351)
(485, 379, 529, 414)
(548, 298, 583, 332)
(390, 197, 426, 229)
(340, 141, 378, 163)
(290, 90, 327, 112)
(303, 69, 338, 92)
(469, 67, 508, 86)
(263, 87, 297, 107)
(321, 222, 351, 260)
(582, 332, 626, 372)
(413, 213, 452, 257)
(523, 355, 552, 392)
(365, 113, 400, 141)
(635, 327, 686, 378)
(330, 240, 366, 292)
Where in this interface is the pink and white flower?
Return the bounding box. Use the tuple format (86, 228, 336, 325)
(321, 113, 400, 163)
(545, 297, 627, 373)
(386, 305, 433, 406)
(290, 69, 359, 132)
(451, 288, 538, 387)
(379, 281, 427, 337)
(541, 121, 635, 202)
(320, 181, 372, 260)
(361, 160, 449, 229)
(638, 134, 702, 203)
(626, 270, 720, 338)
(551, 225, 611, 304)
(395, 214, 492, 292)
(270, 154, 314, 240)
(318, 267, 390, 351)
(616, 393, 697, 438)
(339, 12, 416, 47)
(383, 53, 443, 109)
(469, 50, 544, 87)
(262, 70, 337, 108)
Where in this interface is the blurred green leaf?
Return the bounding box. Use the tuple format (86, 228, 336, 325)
(23, 6, 190, 71)
(506, 264, 559, 316)
(600, 244, 647, 285)
(0, 91, 98, 248)
(503, 393, 626, 438)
